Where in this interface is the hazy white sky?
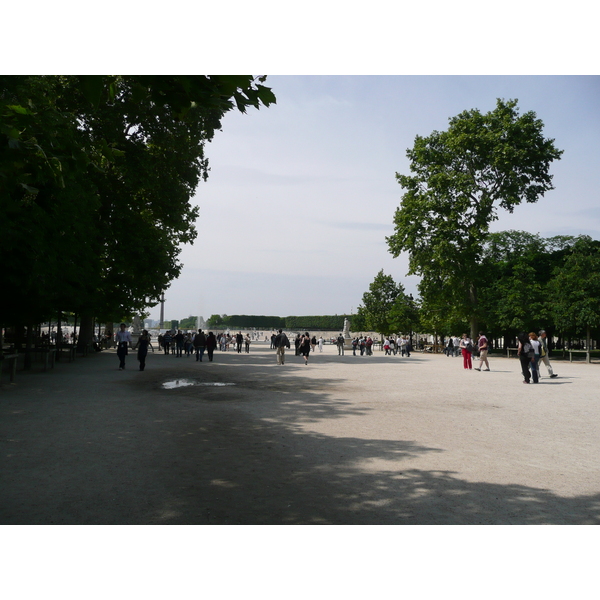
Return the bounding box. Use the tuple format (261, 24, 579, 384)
(149, 75, 600, 323)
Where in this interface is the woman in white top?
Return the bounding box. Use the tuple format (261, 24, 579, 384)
(459, 333, 473, 370)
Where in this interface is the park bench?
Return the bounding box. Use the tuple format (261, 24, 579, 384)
(54, 344, 76, 362)
(564, 349, 592, 363)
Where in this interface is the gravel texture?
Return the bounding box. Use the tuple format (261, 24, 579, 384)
(1, 343, 598, 524)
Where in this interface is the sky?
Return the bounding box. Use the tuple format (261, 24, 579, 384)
(9, 2, 598, 326)
(148, 75, 600, 323)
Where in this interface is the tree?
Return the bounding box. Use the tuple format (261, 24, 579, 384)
(547, 236, 600, 362)
(0, 76, 276, 348)
(179, 316, 199, 330)
(388, 294, 419, 336)
(477, 231, 577, 339)
(356, 270, 409, 339)
(207, 314, 224, 328)
(387, 99, 563, 339)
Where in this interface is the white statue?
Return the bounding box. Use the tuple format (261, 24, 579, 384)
(343, 318, 350, 337)
(132, 315, 142, 334)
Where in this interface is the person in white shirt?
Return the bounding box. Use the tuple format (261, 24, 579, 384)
(453, 336, 460, 357)
(115, 323, 133, 370)
(538, 330, 558, 378)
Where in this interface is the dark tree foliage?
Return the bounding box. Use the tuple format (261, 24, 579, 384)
(1, 75, 275, 345)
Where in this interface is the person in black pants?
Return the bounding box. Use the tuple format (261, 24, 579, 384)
(193, 329, 206, 362)
(115, 323, 132, 370)
(175, 330, 184, 357)
(206, 332, 217, 362)
(517, 332, 533, 384)
(134, 330, 153, 371)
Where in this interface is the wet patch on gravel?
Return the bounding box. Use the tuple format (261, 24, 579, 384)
(161, 379, 236, 390)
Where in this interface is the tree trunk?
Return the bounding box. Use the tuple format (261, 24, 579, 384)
(56, 312, 62, 360)
(77, 313, 95, 352)
(469, 283, 478, 341)
(24, 321, 34, 370)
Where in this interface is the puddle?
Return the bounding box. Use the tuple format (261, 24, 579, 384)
(161, 379, 236, 390)
(162, 379, 196, 389)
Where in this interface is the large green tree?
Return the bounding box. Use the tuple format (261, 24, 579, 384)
(387, 99, 563, 339)
(1, 75, 276, 348)
(356, 270, 411, 339)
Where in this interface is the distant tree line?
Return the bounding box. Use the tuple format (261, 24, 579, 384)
(206, 314, 352, 331)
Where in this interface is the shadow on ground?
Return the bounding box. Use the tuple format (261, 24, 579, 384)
(1, 351, 597, 524)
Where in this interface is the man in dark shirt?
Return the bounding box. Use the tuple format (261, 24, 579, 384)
(274, 329, 290, 365)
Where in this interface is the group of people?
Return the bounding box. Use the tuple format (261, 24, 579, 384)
(114, 324, 560, 383)
(273, 329, 313, 365)
(115, 326, 223, 371)
(453, 329, 558, 383)
(217, 332, 252, 353)
(455, 332, 491, 371)
(380, 336, 412, 357)
(516, 330, 558, 383)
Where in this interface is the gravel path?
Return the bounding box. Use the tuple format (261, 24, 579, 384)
(1, 343, 598, 524)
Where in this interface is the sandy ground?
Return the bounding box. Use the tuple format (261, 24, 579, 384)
(1, 342, 599, 524)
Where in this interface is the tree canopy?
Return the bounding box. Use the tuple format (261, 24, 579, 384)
(386, 99, 563, 338)
(356, 270, 415, 337)
(1, 75, 275, 343)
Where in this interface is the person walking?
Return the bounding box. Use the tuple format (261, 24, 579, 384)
(318, 336, 324, 352)
(275, 329, 290, 365)
(459, 333, 473, 370)
(184, 333, 193, 357)
(175, 330, 185, 357)
(162, 330, 172, 355)
(474, 331, 491, 371)
(244, 334, 251, 353)
(299, 332, 311, 365)
(115, 323, 133, 370)
(337, 333, 345, 356)
(445, 337, 454, 357)
(453, 335, 460, 357)
(236, 332, 244, 354)
(399, 336, 407, 357)
(538, 330, 558, 378)
(134, 329, 153, 371)
(193, 329, 206, 362)
(206, 331, 217, 362)
(517, 332, 534, 384)
(529, 332, 541, 384)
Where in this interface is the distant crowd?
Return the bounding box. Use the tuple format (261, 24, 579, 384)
(109, 324, 562, 384)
